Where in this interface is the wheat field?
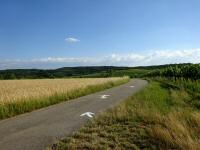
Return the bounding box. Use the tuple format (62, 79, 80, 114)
(0, 78, 123, 105)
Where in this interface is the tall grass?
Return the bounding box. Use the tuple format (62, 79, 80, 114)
(0, 77, 129, 120)
(153, 77, 200, 109)
(52, 80, 200, 150)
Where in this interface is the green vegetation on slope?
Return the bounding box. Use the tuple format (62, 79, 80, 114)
(0, 77, 129, 120)
(0, 66, 130, 79)
(147, 64, 200, 80)
(155, 78, 200, 109)
(82, 68, 150, 78)
(1, 63, 197, 80)
(52, 80, 200, 150)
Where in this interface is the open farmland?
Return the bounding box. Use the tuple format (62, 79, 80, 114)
(0, 77, 129, 119)
(0, 78, 123, 104)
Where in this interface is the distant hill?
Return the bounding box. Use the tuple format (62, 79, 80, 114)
(0, 63, 194, 79)
(0, 66, 128, 79)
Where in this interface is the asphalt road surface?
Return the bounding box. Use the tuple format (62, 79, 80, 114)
(0, 79, 148, 150)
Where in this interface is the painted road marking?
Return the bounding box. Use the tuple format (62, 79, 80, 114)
(80, 112, 95, 118)
(130, 86, 135, 88)
(101, 94, 110, 99)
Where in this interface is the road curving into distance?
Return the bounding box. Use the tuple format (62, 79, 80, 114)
(0, 79, 148, 150)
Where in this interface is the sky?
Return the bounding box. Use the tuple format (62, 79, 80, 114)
(0, 0, 200, 69)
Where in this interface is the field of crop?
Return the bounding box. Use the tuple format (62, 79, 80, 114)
(0, 77, 129, 119)
(0, 78, 123, 104)
(52, 79, 200, 150)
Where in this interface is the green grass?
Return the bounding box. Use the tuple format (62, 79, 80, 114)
(112, 69, 150, 78)
(0, 77, 130, 120)
(153, 77, 200, 109)
(81, 69, 151, 78)
(51, 80, 200, 150)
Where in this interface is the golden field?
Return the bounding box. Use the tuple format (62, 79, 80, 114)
(0, 77, 123, 104)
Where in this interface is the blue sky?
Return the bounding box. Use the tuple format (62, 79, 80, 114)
(0, 0, 200, 69)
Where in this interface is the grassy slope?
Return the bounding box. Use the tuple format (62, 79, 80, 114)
(82, 69, 150, 78)
(52, 80, 200, 150)
(0, 77, 129, 120)
(155, 78, 200, 109)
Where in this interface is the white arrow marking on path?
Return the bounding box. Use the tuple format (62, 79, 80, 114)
(80, 112, 95, 118)
(101, 94, 110, 99)
(130, 86, 135, 88)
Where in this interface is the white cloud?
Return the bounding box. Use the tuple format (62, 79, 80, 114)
(65, 37, 80, 43)
(108, 49, 200, 66)
(0, 48, 200, 69)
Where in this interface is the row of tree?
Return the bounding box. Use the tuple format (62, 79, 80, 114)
(0, 66, 125, 80)
(146, 64, 200, 80)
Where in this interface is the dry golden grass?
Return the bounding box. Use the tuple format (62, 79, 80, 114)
(149, 111, 200, 150)
(0, 78, 122, 104)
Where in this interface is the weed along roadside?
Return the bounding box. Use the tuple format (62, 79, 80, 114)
(51, 80, 200, 150)
(0, 77, 129, 120)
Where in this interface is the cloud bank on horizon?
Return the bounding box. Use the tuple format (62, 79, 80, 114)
(1, 48, 199, 69)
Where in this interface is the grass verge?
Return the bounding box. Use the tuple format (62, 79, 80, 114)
(51, 80, 200, 150)
(0, 77, 129, 120)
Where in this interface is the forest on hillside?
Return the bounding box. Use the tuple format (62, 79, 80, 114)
(0, 63, 198, 80)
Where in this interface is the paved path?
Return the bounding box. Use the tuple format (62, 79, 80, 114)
(0, 79, 147, 150)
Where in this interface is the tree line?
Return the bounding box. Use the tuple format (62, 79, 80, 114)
(0, 64, 199, 80)
(0, 66, 127, 80)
